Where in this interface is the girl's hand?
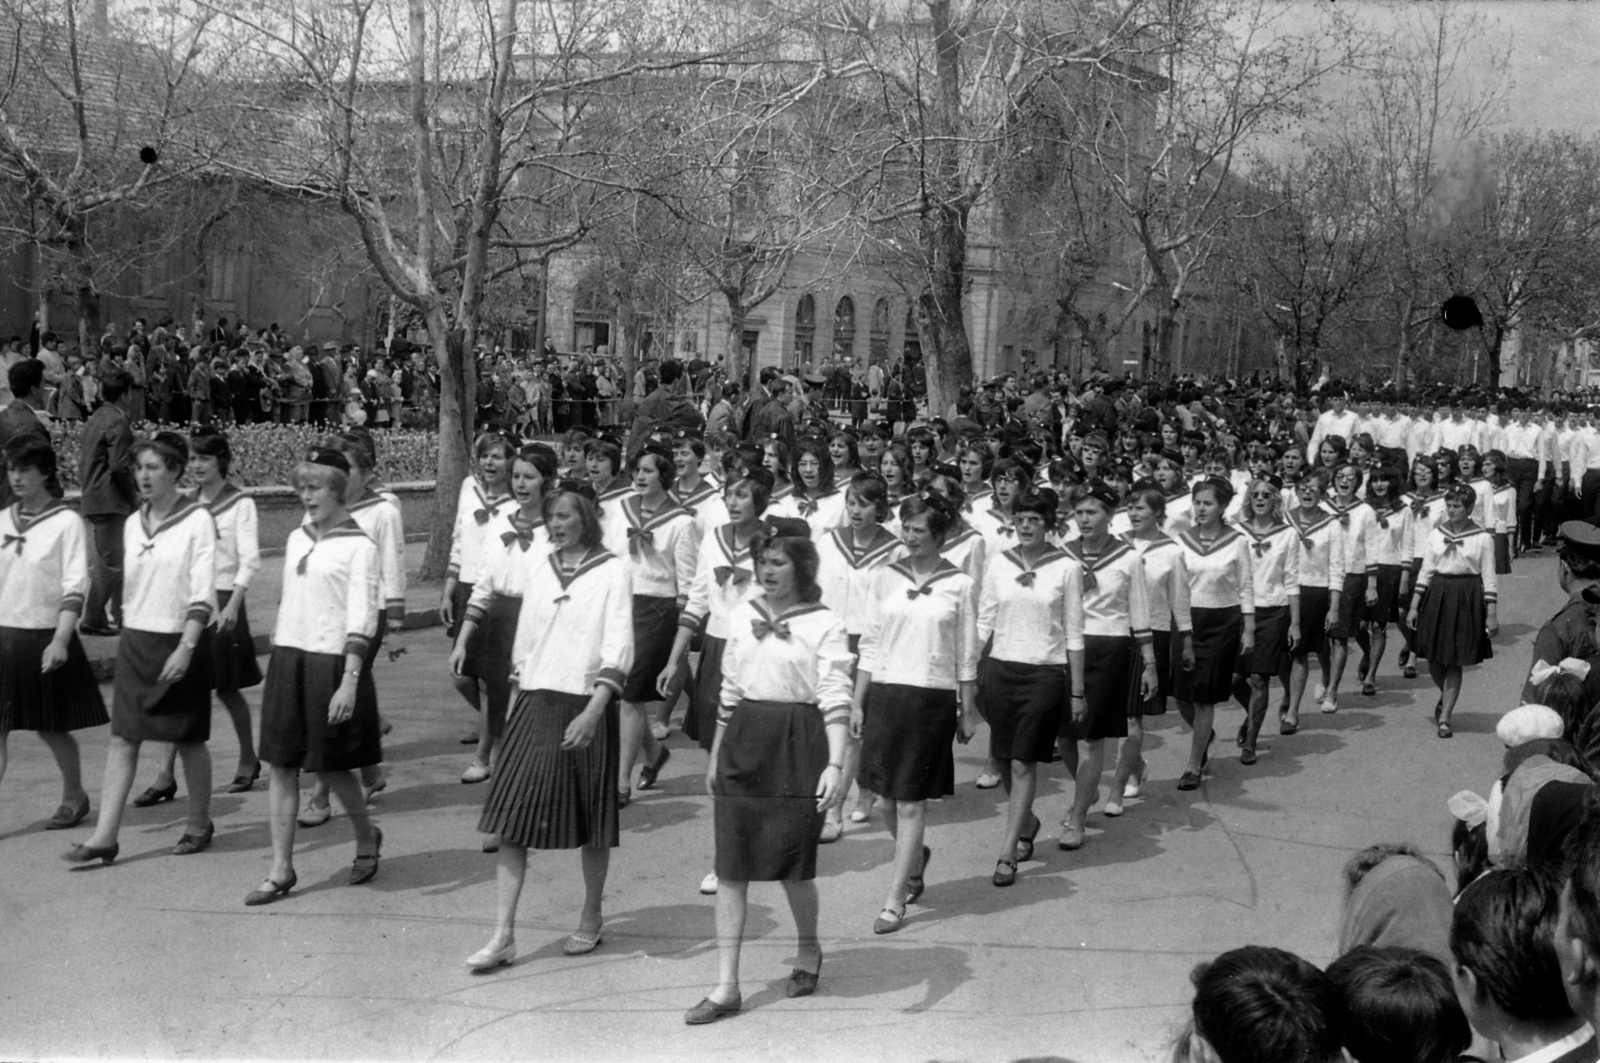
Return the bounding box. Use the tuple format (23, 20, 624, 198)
(1406, 607, 1420, 629)
(40, 638, 68, 673)
(1139, 664, 1159, 701)
(849, 703, 865, 740)
(448, 642, 467, 677)
(218, 598, 242, 633)
(1287, 623, 1301, 652)
(1365, 584, 1378, 607)
(815, 765, 842, 811)
(158, 643, 194, 683)
(328, 677, 357, 723)
(560, 708, 601, 750)
(704, 764, 718, 798)
(1180, 637, 1197, 671)
(655, 660, 679, 700)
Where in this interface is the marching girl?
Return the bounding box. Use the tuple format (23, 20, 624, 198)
(672, 434, 726, 535)
(1484, 449, 1515, 574)
(450, 445, 554, 789)
(1397, 456, 1446, 680)
(141, 429, 264, 804)
(955, 441, 994, 513)
(1278, 444, 1307, 514)
(1316, 436, 1348, 475)
(906, 428, 938, 487)
(609, 442, 697, 806)
(466, 481, 633, 967)
(440, 433, 514, 746)
(1172, 477, 1254, 791)
(1155, 455, 1193, 535)
(879, 443, 915, 512)
(66, 433, 216, 864)
(1322, 463, 1373, 713)
(243, 449, 384, 906)
(827, 430, 861, 483)
(970, 456, 1031, 559)
(815, 472, 900, 838)
(924, 469, 989, 583)
(1232, 477, 1299, 764)
(854, 492, 980, 935)
(1107, 485, 1194, 812)
(685, 530, 851, 1025)
(1283, 468, 1344, 731)
(1406, 483, 1497, 739)
(1432, 448, 1460, 492)
(1458, 446, 1492, 528)
(299, 430, 407, 824)
(976, 487, 1070, 883)
(1360, 466, 1408, 696)
(659, 467, 776, 896)
(762, 438, 795, 510)
(783, 439, 845, 535)
(0, 438, 106, 829)
(1061, 484, 1158, 850)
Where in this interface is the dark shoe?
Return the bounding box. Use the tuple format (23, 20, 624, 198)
(637, 746, 671, 790)
(905, 845, 931, 904)
(244, 871, 297, 906)
(872, 906, 906, 935)
(349, 826, 383, 885)
(616, 790, 632, 810)
(226, 764, 262, 794)
(62, 841, 119, 865)
(1177, 771, 1202, 792)
(1361, 681, 1377, 696)
(1403, 664, 1417, 679)
(684, 994, 742, 1025)
(172, 821, 215, 855)
(131, 781, 178, 807)
(1279, 719, 1299, 736)
(1017, 814, 1040, 863)
(1240, 746, 1258, 766)
(787, 957, 822, 998)
(1437, 720, 1454, 739)
(78, 623, 120, 637)
(992, 857, 1018, 887)
(45, 796, 90, 830)
(460, 730, 481, 745)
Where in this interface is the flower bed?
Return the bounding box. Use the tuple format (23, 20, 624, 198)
(48, 421, 440, 491)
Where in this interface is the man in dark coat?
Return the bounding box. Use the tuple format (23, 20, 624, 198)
(77, 367, 139, 634)
(626, 359, 704, 456)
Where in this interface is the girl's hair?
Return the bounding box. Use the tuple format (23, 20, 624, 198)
(1364, 464, 1401, 505)
(991, 455, 1034, 487)
(791, 438, 836, 498)
(1126, 484, 1168, 517)
(189, 427, 233, 476)
(334, 429, 377, 474)
(584, 438, 622, 476)
(133, 430, 189, 473)
(1317, 435, 1349, 463)
(1433, 449, 1459, 485)
(1451, 817, 1490, 896)
(898, 490, 957, 543)
(749, 533, 822, 603)
(763, 437, 793, 482)
(1457, 444, 1481, 474)
(880, 442, 913, 487)
(1537, 672, 1590, 736)
(905, 426, 936, 459)
(1014, 487, 1059, 530)
(924, 466, 967, 512)
(475, 429, 515, 461)
(827, 431, 860, 471)
(1324, 947, 1471, 1063)
(1184, 946, 1342, 1063)
(541, 486, 605, 549)
(1450, 865, 1577, 1025)
(290, 460, 349, 497)
(673, 434, 707, 460)
(1299, 466, 1332, 494)
(5, 437, 55, 478)
(729, 470, 773, 515)
(956, 441, 995, 480)
(1191, 475, 1234, 510)
(1442, 482, 1477, 510)
(514, 444, 558, 481)
(1244, 477, 1284, 523)
(1484, 448, 1510, 484)
(1331, 461, 1364, 495)
(1409, 457, 1437, 493)
(845, 471, 891, 522)
(629, 444, 677, 492)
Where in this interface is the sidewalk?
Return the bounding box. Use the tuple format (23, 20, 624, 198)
(80, 541, 443, 679)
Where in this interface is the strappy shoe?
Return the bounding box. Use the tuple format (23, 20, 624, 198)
(349, 826, 382, 885)
(1437, 720, 1454, 739)
(244, 871, 297, 906)
(1017, 815, 1040, 862)
(992, 857, 1017, 887)
(872, 906, 906, 935)
(172, 821, 215, 856)
(132, 781, 177, 807)
(562, 926, 603, 956)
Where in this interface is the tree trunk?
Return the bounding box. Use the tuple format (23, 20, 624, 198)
(421, 305, 470, 580)
(721, 293, 752, 395)
(1393, 296, 1415, 394)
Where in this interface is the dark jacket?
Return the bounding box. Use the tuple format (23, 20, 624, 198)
(78, 403, 138, 517)
(627, 385, 705, 457)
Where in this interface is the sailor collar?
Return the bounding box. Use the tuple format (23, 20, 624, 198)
(1064, 539, 1132, 571)
(1177, 527, 1242, 555)
(9, 498, 71, 534)
(139, 498, 206, 540)
(828, 526, 900, 569)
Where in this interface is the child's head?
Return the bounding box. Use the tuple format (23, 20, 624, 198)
(1536, 671, 1590, 737)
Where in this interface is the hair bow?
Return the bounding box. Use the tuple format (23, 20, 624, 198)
(2, 533, 23, 555)
(714, 565, 750, 588)
(751, 617, 791, 640)
(1447, 789, 1489, 829)
(1528, 657, 1592, 687)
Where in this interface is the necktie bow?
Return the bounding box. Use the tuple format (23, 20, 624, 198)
(1377, 515, 1390, 529)
(798, 498, 818, 517)
(474, 508, 492, 525)
(1252, 540, 1271, 557)
(140, 541, 157, 556)
(1529, 657, 1592, 686)
(627, 526, 654, 551)
(1081, 565, 1098, 592)
(1443, 538, 1461, 555)
(1337, 512, 1350, 527)
(715, 565, 750, 588)
(502, 528, 535, 550)
(2, 533, 23, 555)
(1411, 499, 1428, 516)
(1299, 536, 1314, 550)
(906, 584, 933, 600)
(751, 617, 791, 640)
(1015, 570, 1036, 587)
(553, 593, 571, 604)
(996, 525, 1016, 538)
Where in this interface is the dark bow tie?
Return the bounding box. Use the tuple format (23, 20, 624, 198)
(140, 541, 157, 556)
(996, 525, 1016, 538)
(1443, 538, 1461, 555)
(474, 508, 493, 525)
(1410, 499, 1428, 516)
(501, 529, 535, 551)
(797, 498, 818, 517)
(1299, 536, 1314, 550)
(1252, 540, 1271, 557)
(1377, 515, 1390, 529)
(751, 617, 791, 640)
(553, 592, 571, 604)
(627, 526, 654, 552)
(715, 565, 750, 588)
(1336, 512, 1350, 527)
(906, 583, 933, 600)
(1081, 565, 1098, 592)
(1015, 570, 1036, 587)
(2, 533, 23, 555)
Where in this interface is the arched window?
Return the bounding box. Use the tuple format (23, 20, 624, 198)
(902, 307, 922, 365)
(832, 296, 855, 360)
(792, 293, 815, 368)
(869, 297, 891, 364)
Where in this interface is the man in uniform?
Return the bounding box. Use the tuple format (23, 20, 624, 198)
(1522, 520, 1600, 702)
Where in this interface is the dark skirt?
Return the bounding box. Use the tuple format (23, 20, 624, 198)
(1413, 574, 1493, 667)
(446, 580, 474, 640)
(479, 689, 620, 850)
(1241, 604, 1290, 676)
(0, 627, 107, 732)
(1064, 636, 1134, 741)
(1172, 606, 1241, 705)
(258, 646, 382, 772)
(1364, 565, 1403, 625)
(461, 593, 520, 680)
(111, 628, 215, 744)
(683, 634, 726, 752)
(1298, 585, 1332, 656)
(1328, 573, 1367, 639)
(621, 595, 678, 703)
(1144, 629, 1174, 715)
(210, 589, 263, 691)
(860, 683, 957, 801)
(1494, 532, 1512, 575)
(713, 699, 827, 882)
(984, 659, 1066, 763)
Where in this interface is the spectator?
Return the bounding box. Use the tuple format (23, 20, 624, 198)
(35, 330, 65, 413)
(1337, 842, 1456, 966)
(77, 368, 138, 634)
(186, 353, 214, 426)
(1172, 945, 1342, 1063)
(1325, 946, 1472, 1063)
(627, 360, 705, 457)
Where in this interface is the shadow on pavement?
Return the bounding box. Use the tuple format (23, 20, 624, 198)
(789, 943, 974, 1012)
(619, 797, 703, 834)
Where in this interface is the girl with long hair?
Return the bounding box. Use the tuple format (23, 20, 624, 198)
(1407, 483, 1497, 739)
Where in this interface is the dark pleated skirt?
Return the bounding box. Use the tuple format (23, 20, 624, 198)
(446, 581, 473, 640)
(860, 682, 957, 801)
(0, 627, 106, 732)
(479, 689, 620, 850)
(984, 658, 1066, 763)
(683, 634, 726, 752)
(1172, 606, 1241, 705)
(621, 595, 678, 703)
(1494, 533, 1512, 575)
(1241, 603, 1290, 676)
(1329, 573, 1367, 639)
(713, 699, 827, 882)
(461, 593, 520, 679)
(1413, 574, 1492, 667)
(1144, 629, 1173, 715)
(111, 628, 215, 744)
(210, 590, 263, 691)
(1298, 585, 1332, 656)
(1064, 635, 1134, 741)
(1363, 565, 1403, 625)
(258, 646, 382, 772)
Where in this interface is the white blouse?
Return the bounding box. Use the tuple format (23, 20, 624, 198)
(1175, 528, 1255, 613)
(1163, 491, 1194, 536)
(977, 547, 1070, 665)
(1064, 539, 1153, 648)
(939, 524, 988, 585)
(1289, 509, 1348, 590)
(1491, 484, 1515, 535)
(513, 549, 634, 695)
(816, 525, 901, 637)
(1237, 522, 1301, 608)
(465, 511, 549, 618)
(448, 477, 513, 584)
(1327, 499, 1373, 577)
(1125, 534, 1194, 633)
(674, 480, 728, 543)
(858, 559, 980, 690)
(1366, 503, 1409, 567)
(604, 494, 698, 600)
(348, 489, 408, 622)
(1403, 493, 1448, 562)
(969, 502, 1018, 559)
(718, 598, 854, 727)
(774, 488, 847, 538)
(123, 500, 216, 634)
(275, 521, 380, 658)
(1415, 524, 1498, 602)
(1466, 477, 1494, 530)
(0, 502, 88, 628)
(680, 523, 766, 640)
(198, 485, 259, 593)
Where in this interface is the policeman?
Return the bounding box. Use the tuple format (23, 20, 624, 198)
(1522, 519, 1600, 701)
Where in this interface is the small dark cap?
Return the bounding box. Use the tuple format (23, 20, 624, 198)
(305, 447, 351, 474)
(1559, 520, 1600, 562)
(803, 374, 826, 387)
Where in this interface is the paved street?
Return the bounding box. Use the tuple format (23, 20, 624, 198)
(1, 553, 1547, 1063)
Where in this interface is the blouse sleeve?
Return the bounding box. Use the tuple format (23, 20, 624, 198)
(234, 498, 261, 590)
(1283, 532, 1301, 596)
(377, 507, 407, 622)
(465, 544, 506, 622)
(60, 514, 90, 615)
(964, 535, 988, 586)
(1362, 511, 1383, 575)
(1169, 552, 1194, 633)
(717, 616, 747, 713)
(1063, 562, 1085, 653)
(1326, 525, 1347, 588)
(1128, 557, 1152, 640)
(344, 540, 381, 657)
(594, 564, 635, 695)
(671, 518, 699, 602)
(1480, 534, 1498, 602)
(1415, 531, 1439, 592)
(679, 535, 712, 632)
(955, 575, 980, 683)
(1235, 538, 1256, 615)
(856, 567, 886, 677)
(447, 491, 468, 579)
(814, 618, 854, 726)
(185, 515, 218, 626)
(976, 563, 999, 645)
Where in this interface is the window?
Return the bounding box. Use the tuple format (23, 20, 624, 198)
(902, 307, 921, 365)
(870, 297, 890, 365)
(793, 293, 815, 367)
(832, 295, 855, 361)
